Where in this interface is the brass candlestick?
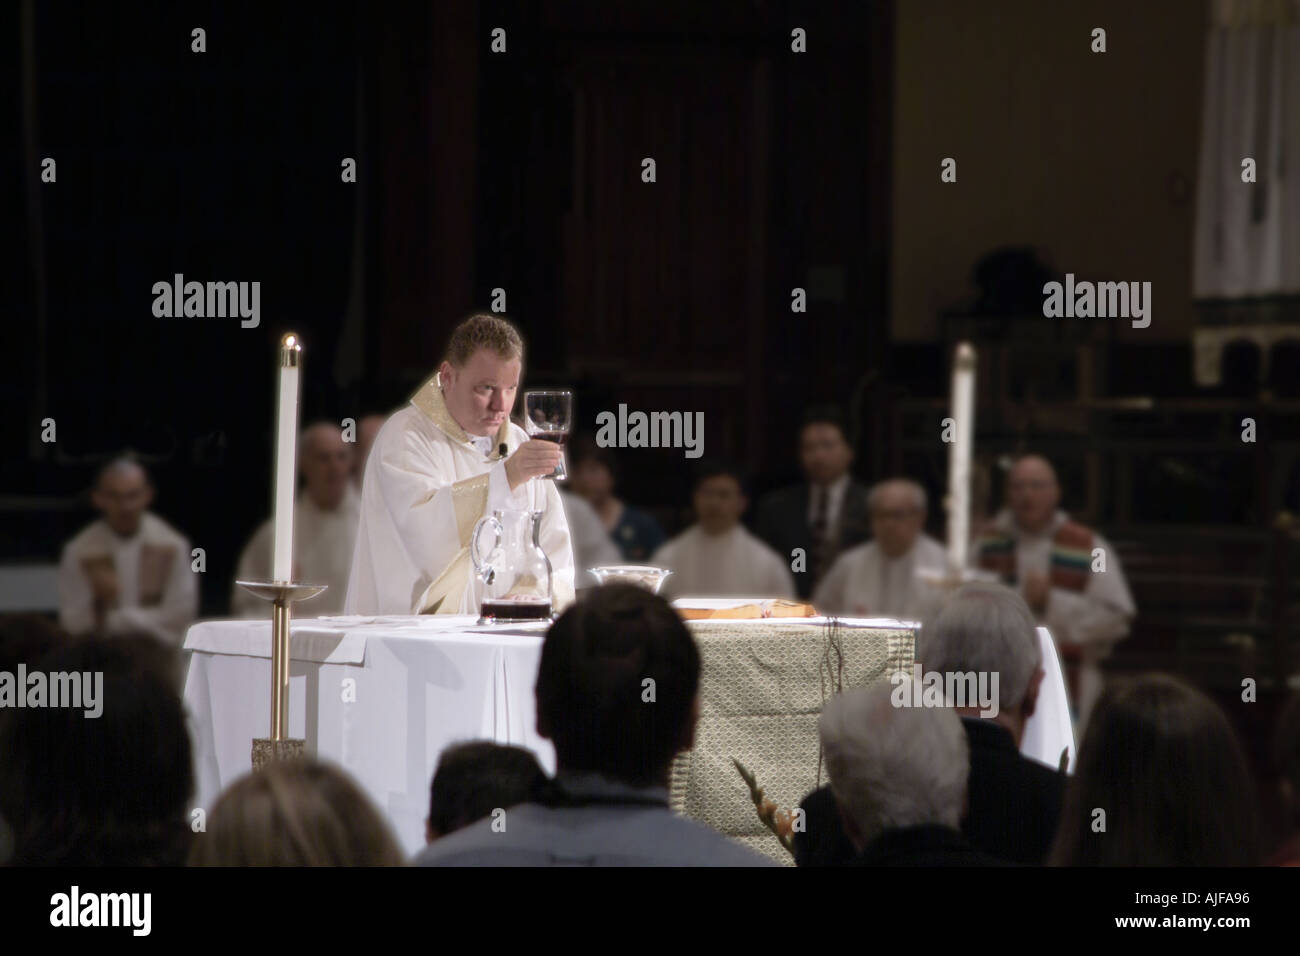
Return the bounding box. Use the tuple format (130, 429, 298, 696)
(237, 580, 326, 768)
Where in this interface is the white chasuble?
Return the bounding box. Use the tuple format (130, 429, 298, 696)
(232, 484, 361, 617)
(57, 512, 198, 646)
(343, 375, 576, 616)
(811, 534, 948, 621)
(651, 525, 796, 601)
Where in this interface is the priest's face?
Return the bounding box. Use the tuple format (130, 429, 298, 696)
(1007, 456, 1060, 534)
(92, 465, 153, 538)
(694, 474, 747, 535)
(800, 422, 852, 486)
(870, 485, 923, 559)
(439, 350, 522, 437)
(301, 425, 353, 510)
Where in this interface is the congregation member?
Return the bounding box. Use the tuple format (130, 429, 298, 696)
(797, 583, 1065, 866)
(58, 455, 198, 647)
(345, 313, 576, 615)
(916, 583, 1066, 863)
(1049, 674, 1260, 866)
(652, 461, 796, 601)
(190, 759, 405, 866)
(352, 413, 388, 490)
(975, 454, 1135, 731)
(559, 489, 622, 586)
(0, 636, 194, 866)
(569, 437, 666, 561)
(426, 741, 547, 843)
(1269, 693, 1300, 866)
(232, 422, 360, 616)
(811, 478, 947, 620)
(415, 585, 775, 866)
(755, 408, 870, 598)
(819, 678, 1005, 866)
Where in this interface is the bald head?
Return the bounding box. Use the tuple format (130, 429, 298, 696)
(93, 458, 153, 537)
(300, 423, 352, 510)
(1007, 455, 1060, 534)
(868, 479, 927, 559)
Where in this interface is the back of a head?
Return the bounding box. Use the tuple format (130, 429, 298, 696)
(535, 584, 700, 786)
(819, 677, 969, 848)
(190, 759, 404, 866)
(917, 582, 1042, 713)
(0, 636, 193, 865)
(1050, 674, 1260, 866)
(428, 741, 547, 838)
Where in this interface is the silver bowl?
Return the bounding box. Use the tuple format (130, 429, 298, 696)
(588, 565, 673, 594)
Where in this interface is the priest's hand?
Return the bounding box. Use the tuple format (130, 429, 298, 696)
(505, 439, 564, 491)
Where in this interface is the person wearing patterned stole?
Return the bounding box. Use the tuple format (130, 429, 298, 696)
(58, 456, 198, 647)
(343, 313, 576, 616)
(974, 455, 1135, 733)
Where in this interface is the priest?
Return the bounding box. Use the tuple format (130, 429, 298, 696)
(344, 314, 576, 616)
(974, 454, 1135, 731)
(652, 460, 796, 600)
(811, 478, 947, 620)
(58, 456, 198, 646)
(232, 422, 360, 617)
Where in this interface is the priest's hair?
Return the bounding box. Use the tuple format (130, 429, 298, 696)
(866, 478, 926, 515)
(444, 311, 524, 367)
(819, 678, 968, 847)
(917, 582, 1041, 712)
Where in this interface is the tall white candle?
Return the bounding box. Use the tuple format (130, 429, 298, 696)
(272, 334, 302, 583)
(946, 342, 976, 573)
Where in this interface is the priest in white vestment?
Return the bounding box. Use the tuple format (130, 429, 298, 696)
(58, 457, 198, 646)
(344, 314, 576, 616)
(232, 423, 360, 617)
(652, 462, 796, 600)
(812, 478, 947, 621)
(973, 455, 1135, 732)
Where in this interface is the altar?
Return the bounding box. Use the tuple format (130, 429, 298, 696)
(183, 612, 1073, 859)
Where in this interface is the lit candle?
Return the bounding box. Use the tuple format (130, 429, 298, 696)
(946, 342, 976, 573)
(272, 334, 302, 583)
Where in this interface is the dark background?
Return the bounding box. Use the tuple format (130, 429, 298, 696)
(4, 0, 1298, 778)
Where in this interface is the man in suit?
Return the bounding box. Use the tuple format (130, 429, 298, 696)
(795, 582, 1066, 866)
(414, 584, 775, 866)
(820, 678, 1006, 867)
(754, 407, 870, 599)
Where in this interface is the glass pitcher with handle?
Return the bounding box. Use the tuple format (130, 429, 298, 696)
(471, 509, 554, 623)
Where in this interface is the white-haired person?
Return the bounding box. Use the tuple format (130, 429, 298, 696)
(819, 676, 1005, 866)
(914, 582, 1066, 864)
(811, 478, 947, 620)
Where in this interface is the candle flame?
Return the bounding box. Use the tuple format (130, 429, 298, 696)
(282, 334, 299, 350)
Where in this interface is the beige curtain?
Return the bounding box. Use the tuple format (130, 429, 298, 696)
(1193, 0, 1300, 297)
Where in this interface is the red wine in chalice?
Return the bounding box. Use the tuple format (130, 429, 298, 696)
(532, 431, 569, 446)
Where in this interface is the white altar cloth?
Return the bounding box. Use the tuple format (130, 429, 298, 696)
(182, 614, 1073, 858)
